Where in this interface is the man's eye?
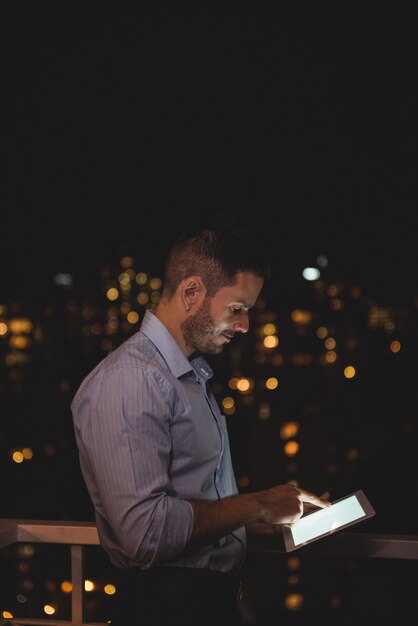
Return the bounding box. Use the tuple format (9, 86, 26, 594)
(230, 307, 242, 314)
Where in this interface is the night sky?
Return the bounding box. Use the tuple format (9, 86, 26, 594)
(1, 6, 417, 306)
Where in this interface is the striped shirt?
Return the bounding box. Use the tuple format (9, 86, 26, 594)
(71, 308, 246, 575)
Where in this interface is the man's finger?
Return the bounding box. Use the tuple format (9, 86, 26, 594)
(298, 489, 332, 508)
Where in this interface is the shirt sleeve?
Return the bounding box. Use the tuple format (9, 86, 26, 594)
(75, 364, 194, 568)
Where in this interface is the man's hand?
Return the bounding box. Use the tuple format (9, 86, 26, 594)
(302, 491, 331, 515)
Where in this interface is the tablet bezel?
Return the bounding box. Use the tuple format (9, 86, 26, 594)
(282, 489, 376, 552)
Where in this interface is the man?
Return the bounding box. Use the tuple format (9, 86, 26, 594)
(71, 214, 330, 625)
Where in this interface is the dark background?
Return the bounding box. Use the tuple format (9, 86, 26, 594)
(1, 5, 417, 307)
(1, 7, 417, 624)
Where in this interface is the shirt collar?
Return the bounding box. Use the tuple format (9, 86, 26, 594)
(140, 309, 213, 382)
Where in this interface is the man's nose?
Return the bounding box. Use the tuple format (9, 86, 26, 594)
(233, 312, 249, 334)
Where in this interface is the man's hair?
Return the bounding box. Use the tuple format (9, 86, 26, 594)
(162, 213, 272, 299)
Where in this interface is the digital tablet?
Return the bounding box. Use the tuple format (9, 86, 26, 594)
(282, 489, 376, 552)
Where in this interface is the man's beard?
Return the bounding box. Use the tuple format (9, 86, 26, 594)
(181, 297, 223, 355)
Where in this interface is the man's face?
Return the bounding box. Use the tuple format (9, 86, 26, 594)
(181, 272, 264, 355)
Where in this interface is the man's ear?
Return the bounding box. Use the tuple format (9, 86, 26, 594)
(182, 277, 205, 311)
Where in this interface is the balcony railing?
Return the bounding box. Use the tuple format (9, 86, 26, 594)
(1, 519, 418, 626)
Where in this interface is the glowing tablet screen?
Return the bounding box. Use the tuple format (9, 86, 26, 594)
(282, 489, 376, 551)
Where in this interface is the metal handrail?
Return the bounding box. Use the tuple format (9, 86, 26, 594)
(1, 519, 418, 626)
(0, 520, 102, 626)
